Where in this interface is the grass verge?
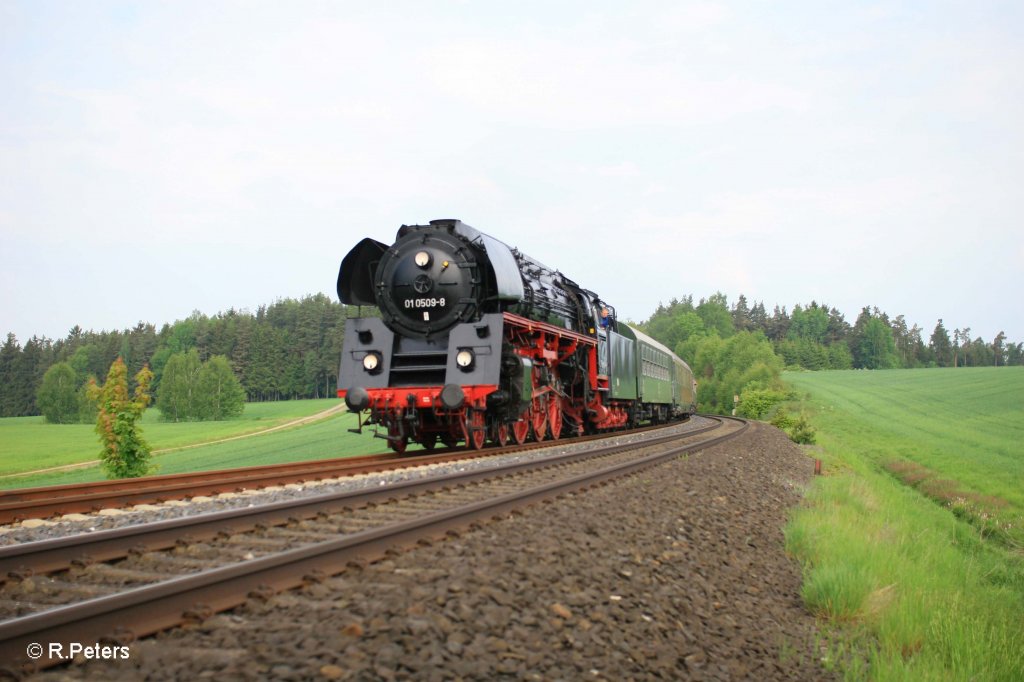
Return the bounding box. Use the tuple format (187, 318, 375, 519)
(0, 399, 376, 487)
(783, 368, 1024, 680)
(1, 408, 393, 489)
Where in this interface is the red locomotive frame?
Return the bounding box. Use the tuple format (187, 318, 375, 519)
(338, 312, 630, 452)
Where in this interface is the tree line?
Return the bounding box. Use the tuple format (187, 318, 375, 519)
(1, 290, 1019, 420)
(637, 293, 1022, 415)
(643, 294, 1022, 373)
(0, 294, 370, 418)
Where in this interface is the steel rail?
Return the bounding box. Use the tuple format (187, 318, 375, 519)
(0, 420, 724, 580)
(0, 421, 694, 524)
(0, 453, 409, 524)
(0, 452, 404, 503)
(0, 417, 747, 674)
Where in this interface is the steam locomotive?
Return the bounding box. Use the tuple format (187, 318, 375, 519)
(337, 219, 696, 452)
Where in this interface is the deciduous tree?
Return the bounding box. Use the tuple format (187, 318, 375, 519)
(1006, 342, 1024, 366)
(87, 358, 154, 478)
(788, 303, 829, 344)
(696, 293, 734, 338)
(853, 316, 896, 369)
(37, 362, 80, 423)
(156, 349, 202, 421)
(196, 355, 246, 420)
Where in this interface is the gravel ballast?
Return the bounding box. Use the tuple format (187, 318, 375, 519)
(31, 421, 831, 681)
(0, 418, 715, 546)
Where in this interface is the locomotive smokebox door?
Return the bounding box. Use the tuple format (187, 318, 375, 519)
(375, 228, 483, 340)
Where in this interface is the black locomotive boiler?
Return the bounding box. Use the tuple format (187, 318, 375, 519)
(337, 219, 696, 452)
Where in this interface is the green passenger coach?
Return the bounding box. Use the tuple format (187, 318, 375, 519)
(628, 325, 697, 422)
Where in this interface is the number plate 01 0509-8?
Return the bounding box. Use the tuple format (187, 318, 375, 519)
(404, 297, 445, 309)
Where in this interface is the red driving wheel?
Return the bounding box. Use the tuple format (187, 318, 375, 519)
(512, 414, 530, 445)
(463, 410, 486, 450)
(495, 422, 510, 447)
(531, 398, 548, 441)
(547, 396, 562, 440)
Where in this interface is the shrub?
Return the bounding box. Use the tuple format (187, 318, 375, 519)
(771, 408, 795, 430)
(789, 414, 817, 444)
(771, 407, 816, 444)
(736, 387, 788, 419)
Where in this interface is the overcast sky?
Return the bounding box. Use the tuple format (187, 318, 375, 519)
(2, 1, 1022, 346)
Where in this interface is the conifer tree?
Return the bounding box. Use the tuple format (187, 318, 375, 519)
(0, 333, 19, 417)
(930, 320, 953, 367)
(732, 294, 752, 332)
(993, 331, 1007, 366)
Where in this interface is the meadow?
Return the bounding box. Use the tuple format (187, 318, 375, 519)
(783, 367, 1024, 680)
(0, 399, 389, 488)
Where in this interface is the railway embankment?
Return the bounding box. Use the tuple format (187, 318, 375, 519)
(24, 421, 830, 681)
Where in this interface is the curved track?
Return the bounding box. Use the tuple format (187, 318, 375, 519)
(0, 417, 747, 674)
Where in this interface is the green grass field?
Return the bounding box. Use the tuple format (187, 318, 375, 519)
(787, 367, 1024, 513)
(783, 367, 1024, 680)
(0, 399, 391, 488)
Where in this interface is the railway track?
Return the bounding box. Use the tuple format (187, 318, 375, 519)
(0, 452, 428, 526)
(0, 416, 747, 674)
(0, 421, 693, 525)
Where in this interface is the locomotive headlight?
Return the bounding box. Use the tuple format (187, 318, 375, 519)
(414, 251, 432, 268)
(456, 349, 475, 370)
(362, 352, 382, 373)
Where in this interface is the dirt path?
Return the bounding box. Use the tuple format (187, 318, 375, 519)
(0, 403, 348, 481)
